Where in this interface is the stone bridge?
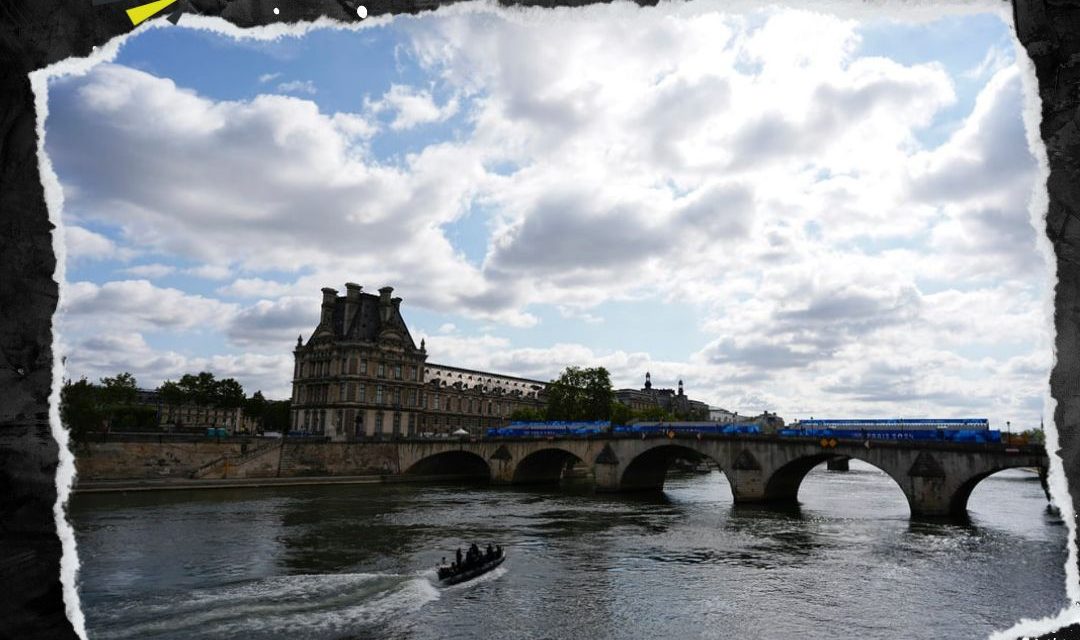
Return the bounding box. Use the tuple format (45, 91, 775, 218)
(396, 434, 1049, 519)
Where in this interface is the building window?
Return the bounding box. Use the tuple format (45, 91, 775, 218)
(359, 384, 366, 403)
(359, 357, 367, 375)
(409, 390, 417, 407)
(434, 394, 440, 410)
(394, 388, 402, 406)
(393, 412, 401, 436)
(375, 412, 383, 435)
(408, 413, 416, 436)
(376, 385, 384, 405)
(394, 365, 402, 380)
(378, 362, 385, 378)
(339, 382, 345, 401)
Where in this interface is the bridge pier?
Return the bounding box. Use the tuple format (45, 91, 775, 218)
(727, 469, 769, 503)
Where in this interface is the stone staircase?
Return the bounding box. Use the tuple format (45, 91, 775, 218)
(190, 439, 282, 479)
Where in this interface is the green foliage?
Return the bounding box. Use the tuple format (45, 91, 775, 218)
(636, 405, 675, 422)
(610, 402, 634, 426)
(99, 372, 138, 406)
(545, 366, 614, 421)
(262, 400, 291, 433)
(61, 377, 106, 440)
(509, 407, 546, 422)
(215, 378, 245, 408)
(1020, 428, 1046, 444)
(158, 371, 245, 408)
(62, 373, 155, 438)
(245, 390, 268, 418)
(158, 380, 185, 406)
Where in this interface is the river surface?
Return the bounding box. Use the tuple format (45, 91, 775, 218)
(69, 461, 1067, 640)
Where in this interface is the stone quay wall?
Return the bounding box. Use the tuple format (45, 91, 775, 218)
(73, 439, 405, 482)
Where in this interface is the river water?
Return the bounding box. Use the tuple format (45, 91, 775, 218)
(69, 461, 1067, 640)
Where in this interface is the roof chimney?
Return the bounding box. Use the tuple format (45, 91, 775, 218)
(378, 286, 393, 321)
(320, 287, 338, 326)
(344, 283, 362, 331)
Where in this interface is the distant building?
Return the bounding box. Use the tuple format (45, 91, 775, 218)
(291, 283, 547, 441)
(135, 389, 248, 434)
(615, 372, 709, 420)
(708, 407, 741, 423)
(746, 411, 785, 432)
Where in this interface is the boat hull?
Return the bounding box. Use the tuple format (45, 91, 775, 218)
(438, 553, 505, 586)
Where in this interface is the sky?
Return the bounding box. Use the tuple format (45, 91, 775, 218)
(45, 1, 1050, 427)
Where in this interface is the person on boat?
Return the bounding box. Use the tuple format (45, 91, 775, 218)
(469, 543, 480, 563)
(486, 544, 493, 559)
(456, 548, 463, 566)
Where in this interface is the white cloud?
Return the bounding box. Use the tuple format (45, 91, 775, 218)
(60, 279, 236, 332)
(185, 264, 232, 280)
(368, 83, 459, 130)
(276, 79, 317, 94)
(64, 226, 129, 261)
(121, 263, 176, 278)
(216, 277, 296, 299)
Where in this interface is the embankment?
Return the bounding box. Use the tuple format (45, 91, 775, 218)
(72, 439, 410, 491)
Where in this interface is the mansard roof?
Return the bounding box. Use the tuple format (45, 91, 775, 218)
(312, 288, 419, 351)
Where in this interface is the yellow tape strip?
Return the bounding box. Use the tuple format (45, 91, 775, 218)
(126, 0, 179, 26)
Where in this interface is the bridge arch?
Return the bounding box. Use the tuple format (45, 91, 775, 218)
(762, 453, 911, 511)
(513, 448, 588, 485)
(404, 450, 491, 481)
(619, 443, 728, 495)
(949, 463, 1049, 518)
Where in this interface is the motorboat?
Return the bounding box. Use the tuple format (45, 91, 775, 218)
(437, 544, 505, 586)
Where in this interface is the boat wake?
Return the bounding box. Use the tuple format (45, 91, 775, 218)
(87, 572, 440, 640)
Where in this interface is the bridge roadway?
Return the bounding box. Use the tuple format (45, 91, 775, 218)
(397, 433, 1050, 519)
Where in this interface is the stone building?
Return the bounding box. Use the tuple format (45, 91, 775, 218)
(615, 372, 710, 420)
(135, 388, 248, 433)
(291, 283, 547, 440)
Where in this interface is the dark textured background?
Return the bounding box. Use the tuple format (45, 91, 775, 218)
(0, 1, 1075, 638)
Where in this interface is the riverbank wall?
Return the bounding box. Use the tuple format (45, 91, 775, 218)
(72, 438, 405, 486)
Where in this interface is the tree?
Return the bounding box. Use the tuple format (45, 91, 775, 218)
(214, 378, 245, 409)
(263, 400, 291, 433)
(1020, 428, 1045, 444)
(61, 377, 105, 440)
(245, 390, 268, 422)
(158, 379, 186, 406)
(610, 402, 634, 426)
(509, 407, 545, 422)
(637, 405, 674, 422)
(99, 372, 137, 406)
(177, 372, 218, 406)
(544, 366, 614, 421)
(98, 372, 141, 431)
